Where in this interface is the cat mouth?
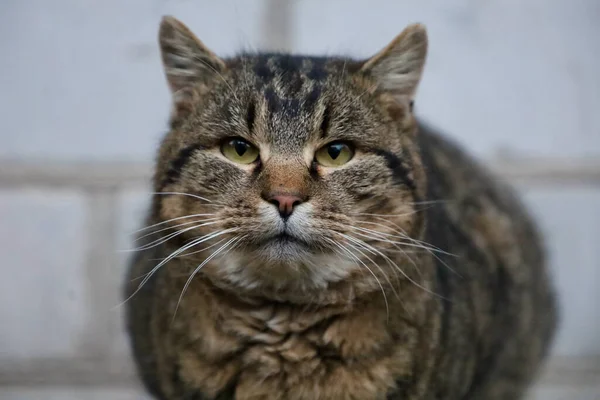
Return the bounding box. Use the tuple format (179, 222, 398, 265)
(266, 232, 311, 248)
(271, 232, 302, 243)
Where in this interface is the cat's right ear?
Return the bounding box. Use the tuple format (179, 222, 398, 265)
(158, 16, 226, 95)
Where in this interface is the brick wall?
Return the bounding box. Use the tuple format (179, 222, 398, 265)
(1, 1, 599, 398)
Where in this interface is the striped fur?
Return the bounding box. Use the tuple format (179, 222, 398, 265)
(124, 16, 558, 400)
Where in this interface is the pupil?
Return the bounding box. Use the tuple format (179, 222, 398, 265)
(234, 141, 248, 156)
(328, 144, 343, 159)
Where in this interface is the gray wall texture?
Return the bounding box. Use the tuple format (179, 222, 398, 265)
(0, 0, 599, 398)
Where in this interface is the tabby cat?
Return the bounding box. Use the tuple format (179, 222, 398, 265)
(124, 16, 558, 400)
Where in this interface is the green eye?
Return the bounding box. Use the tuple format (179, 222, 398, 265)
(315, 142, 354, 167)
(221, 138, 259, 164)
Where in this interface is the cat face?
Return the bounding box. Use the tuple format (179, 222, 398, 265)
(152, 17, 428, 292)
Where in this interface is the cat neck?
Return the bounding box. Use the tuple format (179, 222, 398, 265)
(203, 269, 364, 308)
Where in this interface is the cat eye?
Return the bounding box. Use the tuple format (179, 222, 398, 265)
(314, 142, 354, 167)
(221, 138, 260, 164)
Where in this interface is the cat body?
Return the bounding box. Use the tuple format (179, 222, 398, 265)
(124, 17, 557, 400)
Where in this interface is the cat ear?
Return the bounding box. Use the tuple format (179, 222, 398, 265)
(158, 16, 226, 95)
(360, 24, 428, 101)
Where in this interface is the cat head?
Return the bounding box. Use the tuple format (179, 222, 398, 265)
(152, 16, 428, 296)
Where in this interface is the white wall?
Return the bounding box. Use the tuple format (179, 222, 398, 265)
(0, 0, 599, 398)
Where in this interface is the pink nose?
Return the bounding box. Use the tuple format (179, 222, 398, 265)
(267, 194, 304, 218)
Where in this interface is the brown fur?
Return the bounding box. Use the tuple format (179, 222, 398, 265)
(124, 16, 558, 399)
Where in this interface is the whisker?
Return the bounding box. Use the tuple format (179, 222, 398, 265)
(349, 228, 459, 275)
(346, 223, 423, 279)
(352, 200, 448, 217)
(355, 218, 462, 277)
(178, 232, 245, 261)
(128, 237, 230, 281)
(116, 228, 238, 310)
(195, 58, 241, 104)
(221, 234, 246, 257)
(342, 237, 401, 299)
(121, 221, 221, 252)
(324, 237, 390, 320)
(336, 232, 448, 301)
(137, 229, 237, 290)
(358, 217, 443, 249)
(172, 235, 242, 322)
(175, 237, 228, 259)
(352, 82, 380, 107)
(350, 209, 424, 218)
(408, 199, 450, 206)
(133, 218, 220, 242)
(131, 213, 216, 235)
(350, 224, 456, 257)
(151, 191, 214, 203)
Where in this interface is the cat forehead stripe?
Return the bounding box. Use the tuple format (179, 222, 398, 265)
(249, 54, 332, 115)
(251, 54, 330, 84)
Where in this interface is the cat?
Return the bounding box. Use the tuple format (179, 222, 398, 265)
(124, 16, 558, 400)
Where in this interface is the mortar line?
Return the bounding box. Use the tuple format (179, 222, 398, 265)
(1, 159, 600, 188)
(0, 355, 597, 387)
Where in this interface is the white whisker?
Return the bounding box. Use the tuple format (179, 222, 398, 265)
(350, 217, 462, 278)
(324, 237, 390, 320)
(194, 58, 240, 104)
(342, 237, 401, 298)
(350, 224, 456, 257)
(360, 218, 450, 252)
(347, 222, 423, 278)
(336, 232, 448, 301)
(175, 237, 228, 259)
(172, 235, 242, 322)
(409, 199, 450, 206)
(152, 191, 214, 203)
(350, 209, 423, 218)
(134, 218, 220, 242)
(122, 221, 221, 252)
(131, 213, 216, 235)
(116, 228, 238, 310)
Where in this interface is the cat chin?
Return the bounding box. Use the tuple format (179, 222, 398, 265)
(213, 249, 356, 293)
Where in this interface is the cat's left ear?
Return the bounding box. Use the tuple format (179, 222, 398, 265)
(360, 24, 428, 103)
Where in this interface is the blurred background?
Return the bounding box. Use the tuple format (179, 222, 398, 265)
(0, 0, 599, 399)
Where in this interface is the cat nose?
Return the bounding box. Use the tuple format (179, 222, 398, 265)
(266, 194, 304, 219)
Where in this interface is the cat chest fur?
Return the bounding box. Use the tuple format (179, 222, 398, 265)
(159, 281, 431, 400)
